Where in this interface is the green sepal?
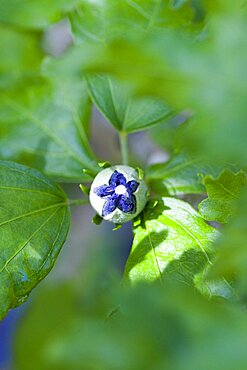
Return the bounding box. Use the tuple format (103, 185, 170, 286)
(135, 167, 144, 180)
(113, 223, 122, 231)
(92, 213, 103, 225)
(98, 161, 112, 169)
(79, 183, 90, 195)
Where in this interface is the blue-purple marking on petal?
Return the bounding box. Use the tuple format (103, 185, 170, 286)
(94, 170, 139, 216)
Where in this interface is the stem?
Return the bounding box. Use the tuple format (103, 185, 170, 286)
(119, 132, 129, 165)
(68, 198, 89, 207)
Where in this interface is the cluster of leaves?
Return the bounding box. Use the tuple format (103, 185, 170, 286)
(0, 1, 247, 366)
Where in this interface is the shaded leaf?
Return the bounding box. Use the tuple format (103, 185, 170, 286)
(0, 76, 99, 182)
(0, 161, 70, 320)
(199, 170, 247, 223)
(147, 153, 210, 195)
(87, 74, 171, 132)
(125, 197, 220, 294)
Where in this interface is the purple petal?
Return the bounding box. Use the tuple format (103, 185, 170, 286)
(127, 180, 139, 194)
(109, 170, 126, 187)
(94, 185, 115, 198)
(102, 194, 119, 216)
(118, 194, 136, 214)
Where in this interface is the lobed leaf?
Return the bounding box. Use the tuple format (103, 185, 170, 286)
(199, 170, 247, 223)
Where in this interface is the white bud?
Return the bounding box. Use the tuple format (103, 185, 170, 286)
(89, 165, 148, 224)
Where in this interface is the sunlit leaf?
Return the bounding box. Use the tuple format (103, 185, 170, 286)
(0, 161, 70, 320)
(125, 197, 220, 294)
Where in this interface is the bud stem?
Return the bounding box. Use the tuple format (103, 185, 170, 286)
(119, 132, 129, 165)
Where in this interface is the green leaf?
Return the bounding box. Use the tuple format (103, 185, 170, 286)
(125, 197, 219, 293)
(14, 276, 247, 370)
(199, 170, 247, 224)
(207, 190, 247, 296)
(73, 3, 247, 165)
(0, 161, 70, 320)
(0, 25, 43, 89)
(87, 74, 171, 132)
(146, 153, 212, 195)
(0, 76, 99, 182)
(0, 0, 78, 29)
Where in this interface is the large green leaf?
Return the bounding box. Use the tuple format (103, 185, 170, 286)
(199, 170, 247, 224)
(125, 197, 220, 293)
(0, 76, 99, 182)
(0, 161, 70, 320)
(87, 74, 171, 132)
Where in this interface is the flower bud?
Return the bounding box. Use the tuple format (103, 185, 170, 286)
(89, 165, 148, 224)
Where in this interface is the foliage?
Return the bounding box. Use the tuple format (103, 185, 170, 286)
(0, 0, 246, 368)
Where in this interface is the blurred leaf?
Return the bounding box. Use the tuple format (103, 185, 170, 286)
(0, 0, 79, 29)
(207, 190, 247, 293)
(14, 277, 247, 370)
(70, 0, 206, 45)
(0, 161, 70, 320)
(0, 75, 99, 182)
(146, 153, 212, 195)
(0, 25, 43, 89)
(199, 170, 247, 224)
(70, 2, 247, 165)
(87, 74, 171, 132)
(125, 197, 219, 294)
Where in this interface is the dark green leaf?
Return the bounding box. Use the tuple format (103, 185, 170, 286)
(87, 74, 171, 132)
(0, 161, 70, 320)
(125, 197, 219, 294)
(199, 170, 247, 223)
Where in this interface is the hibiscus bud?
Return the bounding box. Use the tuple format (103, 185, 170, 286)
(89, 165, 149, 224)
